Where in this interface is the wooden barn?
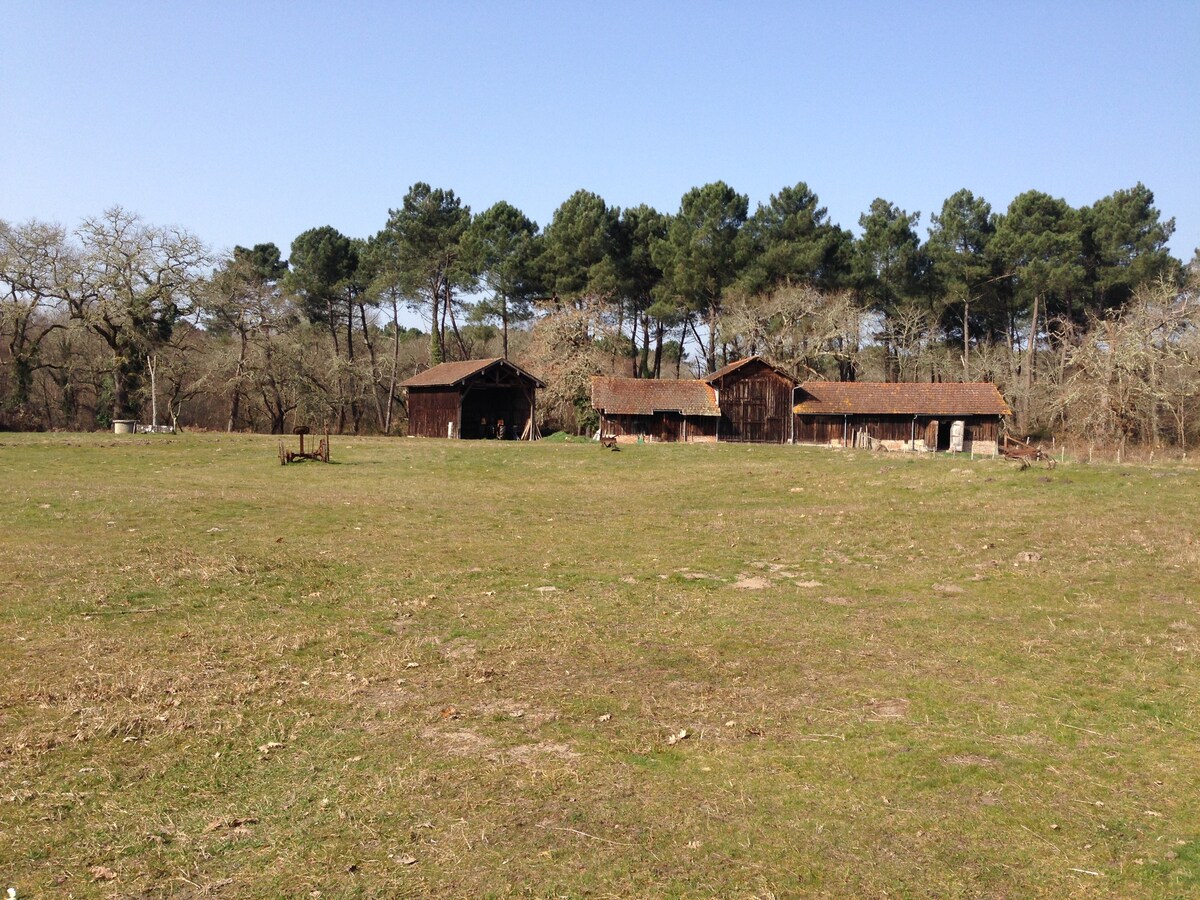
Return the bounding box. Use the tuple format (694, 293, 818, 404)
(793, 382, 1011, 454)
(399, 358, 545, 439)
(704, 356, 798, 444)
(591, 376, 721, 443)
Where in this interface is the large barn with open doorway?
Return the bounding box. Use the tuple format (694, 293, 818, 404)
(792, 381, 1011, 454)
(399, 358, 545, 439)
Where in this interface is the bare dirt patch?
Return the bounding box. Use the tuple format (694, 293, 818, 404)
(421, 727, 495, 756)
(475, 699, 558, 727)
(493, 741, 579, 764)
(932, 583, 965, 595)
(864, 698, 910, 720)
(732, 575, 771, 590)
(944, 754, 997, 767)
(360, 674, 423, 711)
(440, 638, 478, 660)
(675, 569, 719, 581)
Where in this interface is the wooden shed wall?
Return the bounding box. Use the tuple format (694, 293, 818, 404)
(715, 365, 793, 443)
(794, 413, 1001, 449)
(407, 388, 462, 438)
(600, 413, 719, 442)
(794, 415, 846, 445)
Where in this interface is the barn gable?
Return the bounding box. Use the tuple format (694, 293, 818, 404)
(703, 356, 798, 444)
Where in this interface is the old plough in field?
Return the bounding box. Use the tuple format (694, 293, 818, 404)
(1001, 435, 1056, 469)
(279, 425, 330, 465)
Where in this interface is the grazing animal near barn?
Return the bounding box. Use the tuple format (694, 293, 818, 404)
(1001, 436, 1055, 469)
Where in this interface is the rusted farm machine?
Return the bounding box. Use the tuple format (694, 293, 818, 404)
(279, 425, 330, 465)
(1001, 435, 1056, 469)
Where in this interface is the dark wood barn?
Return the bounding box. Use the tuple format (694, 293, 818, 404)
(591, 376, 721, 443)
(704, 356, 797, 444)
(793, 382, 1011, 453)
(399, 358, 545, 439)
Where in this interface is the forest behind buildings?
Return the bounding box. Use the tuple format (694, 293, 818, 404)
(2, 179, 1198, 451)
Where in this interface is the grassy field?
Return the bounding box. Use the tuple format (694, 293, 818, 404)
(1, 432, 1198, 898)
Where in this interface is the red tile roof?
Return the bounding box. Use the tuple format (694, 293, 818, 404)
(794, 381, 1011, 416)
(591, 376, 721, 416)
(398, 358, 544, 388)
(703, 355, 796, 385)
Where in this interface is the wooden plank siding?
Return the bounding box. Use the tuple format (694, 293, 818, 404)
(599, 412, 719, 442)
(792, 381, 1009, 453)
(794, 414, 1000, 450)
(706, 358, 797, 444)
(591, 375, 722, 443)
(793, 415, 847, 445)
(406, 388, 463, 439)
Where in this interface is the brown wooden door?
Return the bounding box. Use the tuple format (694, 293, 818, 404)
(741, 400, 765, 442)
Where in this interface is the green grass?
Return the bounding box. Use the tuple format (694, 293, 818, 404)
(2, 432, 1199, 897)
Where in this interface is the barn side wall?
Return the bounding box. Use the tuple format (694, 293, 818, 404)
(795, 414, 1001, 453)
(407, 388, 462, 438)
(600, 413, 719, 443)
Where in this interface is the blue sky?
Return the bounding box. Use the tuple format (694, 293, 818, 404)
(3, 1, 1197, 265)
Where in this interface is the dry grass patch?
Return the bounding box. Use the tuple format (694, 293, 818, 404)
(2, 434, 1200, 896)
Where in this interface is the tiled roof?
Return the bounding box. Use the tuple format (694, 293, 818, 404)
(398, 358, 545, 388)
(703, 355, 796, 385)
(591, 376, 721, 416)
(794, 381, 1011, 416)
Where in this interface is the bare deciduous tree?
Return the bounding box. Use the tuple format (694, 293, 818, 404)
(1057, 279, 1200, 450)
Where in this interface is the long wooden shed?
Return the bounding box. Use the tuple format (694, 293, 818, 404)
(793, 381, 1011, 453)
(591, 356, 800, 444)
(591, 376, 721, 443)
(399, 358, 545, 439)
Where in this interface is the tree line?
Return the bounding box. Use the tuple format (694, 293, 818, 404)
(2, 180, 1198, 449)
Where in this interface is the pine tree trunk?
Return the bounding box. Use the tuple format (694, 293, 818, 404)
(430, 290, 442, 365)
(385, 296, 402, 434)
(962, 297, 970, 378)
(501, 294, 509, 360)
